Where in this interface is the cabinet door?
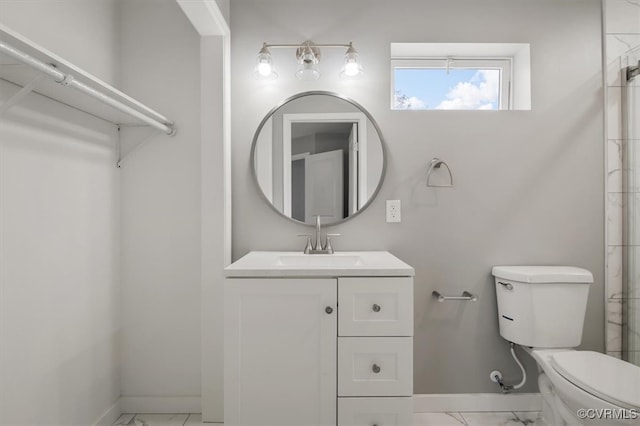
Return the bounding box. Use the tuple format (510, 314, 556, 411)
(225, 278, 337, 426)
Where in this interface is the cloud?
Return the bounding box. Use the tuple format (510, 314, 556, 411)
(436, 70, 499, 110)
(405, 96, 427, 109)
(394, 94, 427, 110)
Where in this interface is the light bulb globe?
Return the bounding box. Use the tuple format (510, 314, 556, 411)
(253, 45, 278, 80)
(257, 62, 272, 76)
(339, 45, 364, 79)
(344, 62, 360, 77)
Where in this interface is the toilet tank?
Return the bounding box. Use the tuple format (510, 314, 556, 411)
(492, 266, 593, 348)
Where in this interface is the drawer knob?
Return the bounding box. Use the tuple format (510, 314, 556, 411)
(372, 363, 381, 374)
(325, 306, 333, 314)
(372, 303, 381, 312)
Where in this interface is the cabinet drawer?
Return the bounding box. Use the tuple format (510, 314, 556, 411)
(338, 397, 413, 426)
(338, 337, 413, 396)
(338, 277, 413, 337)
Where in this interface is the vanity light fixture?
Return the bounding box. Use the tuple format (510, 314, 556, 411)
(254, 41, 364, 81)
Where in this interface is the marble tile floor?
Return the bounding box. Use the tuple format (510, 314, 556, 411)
(113, 411, 547, 426)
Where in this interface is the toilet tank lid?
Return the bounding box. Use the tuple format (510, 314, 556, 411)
(491, 266, 593, 283)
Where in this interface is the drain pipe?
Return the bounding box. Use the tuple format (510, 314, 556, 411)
(490, 342, 527, 393)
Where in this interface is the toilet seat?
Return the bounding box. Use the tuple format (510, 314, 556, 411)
(550, 351, 640, 411)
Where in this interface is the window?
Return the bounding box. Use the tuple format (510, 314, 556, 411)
(390, 43, 531, 111)
(392, 58, 511, 110)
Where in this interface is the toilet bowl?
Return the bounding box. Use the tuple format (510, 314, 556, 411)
(492, 266, 640, 426)
(526, 347, 640, 425)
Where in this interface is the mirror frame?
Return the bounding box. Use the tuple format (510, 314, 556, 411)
(250, 91, 388, 227)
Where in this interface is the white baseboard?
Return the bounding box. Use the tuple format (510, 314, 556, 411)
(414, 393, 542, 413)
(98, 393, 538, 421)
(94, 400, 123, 426)
(120, 396, 202, 414)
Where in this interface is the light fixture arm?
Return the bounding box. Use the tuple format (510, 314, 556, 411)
(258, 42, 270, 55)
(262, 42, 353, 50)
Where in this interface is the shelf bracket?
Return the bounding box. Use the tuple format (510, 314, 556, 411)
(0, 74, 44, 118)
(116, 127, 161, 168)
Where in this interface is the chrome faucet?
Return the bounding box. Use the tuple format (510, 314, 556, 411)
(314, 216, 323, 251)
(298, 216, 340, 254)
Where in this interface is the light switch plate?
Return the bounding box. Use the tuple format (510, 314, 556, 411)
(386, 200, 401, 223)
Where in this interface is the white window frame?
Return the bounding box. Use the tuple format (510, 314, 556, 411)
(391, 57, 513, 110)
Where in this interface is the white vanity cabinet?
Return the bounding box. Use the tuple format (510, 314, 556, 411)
(224, 251, 415, 426)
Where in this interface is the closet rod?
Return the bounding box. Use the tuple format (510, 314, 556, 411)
(0, 41, 176, 136)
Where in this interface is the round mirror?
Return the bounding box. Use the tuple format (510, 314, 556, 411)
(251, 91, 387, 226)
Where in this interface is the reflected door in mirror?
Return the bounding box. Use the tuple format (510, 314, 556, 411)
(291, 149, 344, 223)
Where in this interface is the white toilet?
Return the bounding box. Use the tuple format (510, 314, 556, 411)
(492, 266, 640, 426)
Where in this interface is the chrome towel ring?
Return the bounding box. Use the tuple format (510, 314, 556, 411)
(426, 157, 454, 187)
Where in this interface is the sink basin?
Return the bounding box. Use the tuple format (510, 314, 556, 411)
(225, 251, 414, 277)
(276, 254, 364, 267)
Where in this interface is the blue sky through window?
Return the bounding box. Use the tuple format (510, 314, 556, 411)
(394, 68, 501, 110)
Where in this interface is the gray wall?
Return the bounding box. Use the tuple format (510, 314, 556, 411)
(231, 0, 604, 394)
(0, 0, 120, 86)
(119, 0, 203, 400)
(0, 1, 121, 424)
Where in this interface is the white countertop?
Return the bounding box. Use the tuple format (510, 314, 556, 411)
(225, 251, 415, 277)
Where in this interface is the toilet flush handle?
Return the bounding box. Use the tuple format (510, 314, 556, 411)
(498, 281, 513, 290)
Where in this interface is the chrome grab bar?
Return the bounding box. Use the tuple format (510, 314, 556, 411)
(432, 290, 478, 302)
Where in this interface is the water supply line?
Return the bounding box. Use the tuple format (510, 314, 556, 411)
(491, 342, 527, 393)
